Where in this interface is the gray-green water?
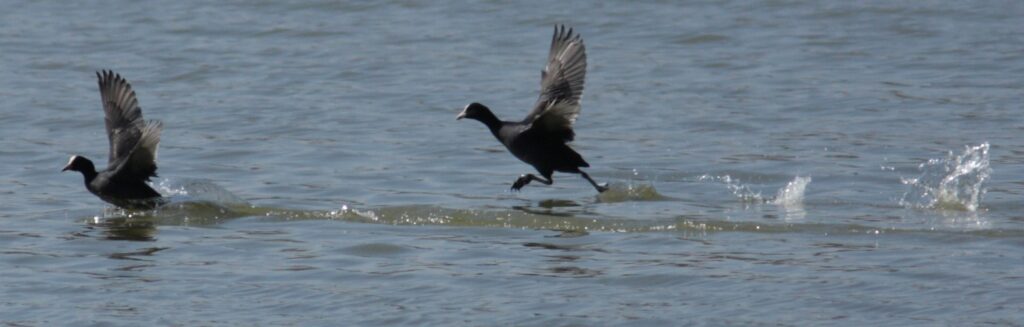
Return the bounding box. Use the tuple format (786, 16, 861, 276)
(2, 1, 1022, 325)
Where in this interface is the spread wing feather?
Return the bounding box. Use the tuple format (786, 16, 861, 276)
(96, 70, 161, 180)
(111, 120, 161, 181)
(523, 25, 587, 142)
(97, 70, 145, 165)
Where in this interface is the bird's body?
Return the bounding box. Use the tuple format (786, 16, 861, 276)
(458, 25, 607, 193)
(501, 122, 589, 174)
(83, 162, 162, 208)
(63, 71, 165, 210)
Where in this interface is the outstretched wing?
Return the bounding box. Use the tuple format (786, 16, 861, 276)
(97, 70, 145, 165)
(111, 120, 162, 181)
(523, 25, 586, 141)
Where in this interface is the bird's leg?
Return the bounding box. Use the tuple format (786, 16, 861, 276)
(512, 174, 552, 191)
(579, 171, 609, 193)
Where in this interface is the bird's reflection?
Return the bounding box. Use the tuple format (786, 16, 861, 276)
(538, 199, 580, 209)
(512, 199, 580, 217)
(89, 216, 157, 241)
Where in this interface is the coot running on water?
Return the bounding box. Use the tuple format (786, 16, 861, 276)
(63, 70, 165, 209)
(458, 25, 607, 193)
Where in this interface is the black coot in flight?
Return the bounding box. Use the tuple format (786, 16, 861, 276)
(458, 25, 607, 193)
(62, 70, 165, 209)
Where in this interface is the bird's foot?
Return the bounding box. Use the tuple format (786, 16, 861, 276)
(596, 183, 610, 193)
(511, 174, 532, 191)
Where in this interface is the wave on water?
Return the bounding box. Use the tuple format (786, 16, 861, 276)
(93, 178, 253, 225)
(596, 182, 668, 203)
(79, 166, 1006, 237)
(331, 205, 711, 233)
(79, 172, 1018, 238)
(900, 143, 991, 211)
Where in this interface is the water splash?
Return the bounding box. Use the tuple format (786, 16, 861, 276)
(593, 169, 668, 203)
(900, 143, 991, 211)
(771, 176, 812, 206)
(155, 178, 249, 206)
(698, 174, 766, 203)
(771, 176, 811, 221)
(86, 178, 253, 224)
(699, 175, 811, 207)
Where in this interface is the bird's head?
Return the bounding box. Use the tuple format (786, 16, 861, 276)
(456, 102, 491, 121)
(62, 155, 95, 174)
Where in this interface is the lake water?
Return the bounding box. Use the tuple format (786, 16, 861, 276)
(2, 0, 1022, 325)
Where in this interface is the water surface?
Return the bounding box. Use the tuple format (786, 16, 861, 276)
(1, 0, 1022, 325)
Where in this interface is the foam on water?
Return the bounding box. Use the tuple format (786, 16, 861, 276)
(900, 143, 991, 211)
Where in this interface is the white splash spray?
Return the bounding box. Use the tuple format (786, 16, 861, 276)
(698, 174, 765, 203)
(154, 178, 249, 206)
(772, 176, 811, 221)
(699, 174, 811, 206)
(900, 143, 991, 211)
(770, 176, 812, 206)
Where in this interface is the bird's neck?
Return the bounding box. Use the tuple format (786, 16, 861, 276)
(475, 111, 504, 137)
(79, 166, 98, 184)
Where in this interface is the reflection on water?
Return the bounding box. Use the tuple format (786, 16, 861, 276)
(537, 199, 580, 208)
(108, 247, 167, 260)
(81, 179, 256, 240)
(930, 210, 989, 229)
(90, 216, 157, 241)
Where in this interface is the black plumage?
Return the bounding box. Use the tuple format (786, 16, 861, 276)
(62, 70, 165, 209)
(458, 25, 607, 193)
